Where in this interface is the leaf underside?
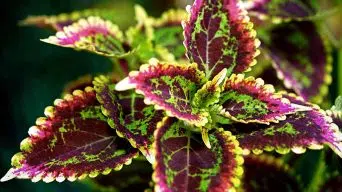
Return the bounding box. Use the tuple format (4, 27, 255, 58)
(224, 93, 342, 156)
(242, 155, 301, 192)
(1, 87, 139, 182)
(115, 61, 208, 127)
(41, 16, 129, 57)
(245, 0, 316, 21)
(89, 159, 153, 192)
(153, 117, 243, 192)
(184, 0, 259, 79)
(265, 21, 331, 103)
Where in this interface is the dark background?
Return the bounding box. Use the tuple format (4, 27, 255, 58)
(0, 0, 184, 191)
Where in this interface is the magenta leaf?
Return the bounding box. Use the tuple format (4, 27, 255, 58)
(153, 117, 244, 192)
(115, 59, 209, 127)
(244, 0, 316, 22)
(225, 93, 342, 156)
(94, 76, 164, 162)
(242, 155, 301, 191)
(89, 159, 153, 191)
(152, 9, 188, 60)
(19, 9, 118, 31)
(218, 74, 309, 124)
(1, 87, 139, 182)
(184, 0, 260, 79)
(265, 21, 332, 103)
(41, 16, 131, 57)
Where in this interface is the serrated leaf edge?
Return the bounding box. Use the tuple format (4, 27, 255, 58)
(240, 91, 342, 157)
(269, 30, 333, 104)
(1, 86, 139, 183)
(182, 1, 261, 78)
(115, 59, 209, 127)
(219, 73, 311, 125)
(151, 117, 245, 191)
(40, 16, 133, 58)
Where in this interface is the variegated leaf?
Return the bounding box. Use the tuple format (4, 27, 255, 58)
(41, 16, 130, 57)
(1, 87, 139, 183)
(218, 74, 308, 124)
(242, 155, 301, 192)
(243, 0, 316, 23)
(153, 117, 244, 192)
(225, 93, 342, 157)
(152, 9, 188, 60)
(265, 21, 332, 104)
(184, 0, 260, 79)
(94, 76, 164, 163)
(19, 9, 118, 31)
(115, 60, 209, 127)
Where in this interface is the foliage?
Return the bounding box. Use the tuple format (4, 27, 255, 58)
(2, 0, 342, 191)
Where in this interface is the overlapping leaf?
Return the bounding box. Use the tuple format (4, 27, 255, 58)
(62, 73, 121, 96)
(1, 87, 139, 182)
(62, 75, 94, 95)
(41, 16, 130, 57)
(19, 9, 118, 31)
(224, 93, 342, 156)
(115, 60, 209, 127)
(327, 96, 342, 129)
(242, 155, 301, 192)
(88, 159, 153, 192)
(264, 21, 332, 103)
(218, 74, 308, 124)
(94, 76, 164, 163)
(153, 117, 244, 192)
(152, 9, 188, 61)
(243, 0, 316, 22)
(125, 5, 156, 62)
(184, 0, 260, 79)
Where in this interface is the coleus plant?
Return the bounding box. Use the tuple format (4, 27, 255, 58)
(2, 0, 342, 191)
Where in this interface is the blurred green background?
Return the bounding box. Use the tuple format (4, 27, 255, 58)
(0, 0, 191, 191)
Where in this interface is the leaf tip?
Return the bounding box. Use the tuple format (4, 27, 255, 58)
(1, 168, 16, 182)
(115, 77, 134, 91)
(201, 128, 211, 149)
(291, 104, 312, 112)
(40, 37, 58, 45)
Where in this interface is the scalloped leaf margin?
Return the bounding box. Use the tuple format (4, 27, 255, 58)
(1, 87, 139, 183)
